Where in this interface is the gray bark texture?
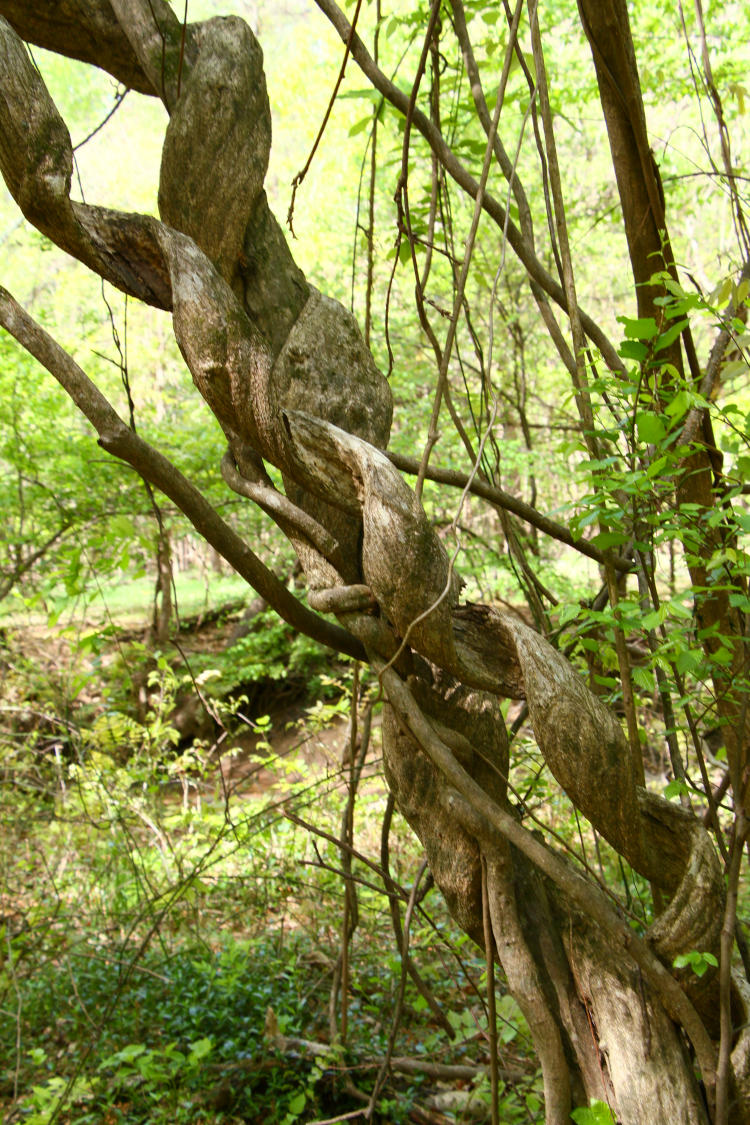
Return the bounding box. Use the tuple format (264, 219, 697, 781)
(0, 3, 747, 1122)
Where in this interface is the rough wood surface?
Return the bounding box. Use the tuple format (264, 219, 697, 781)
(0, 4, 745, 1120)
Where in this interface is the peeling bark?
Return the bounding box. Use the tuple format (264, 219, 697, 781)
(0, 0, 158, 93)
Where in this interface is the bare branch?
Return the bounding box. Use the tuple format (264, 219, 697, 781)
(386, 448, 632, 572)
(0, 16, 172, 306)
(0, 286, 365, 662)
(0, 0, 156, 93)
(313, 0, 625, 374)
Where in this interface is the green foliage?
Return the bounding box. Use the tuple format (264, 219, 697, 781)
(1, 617, 536, 1125)
(9, 938, 330, 1123)
(550, 267, 750, 728)
(571, 1101, 618, 1125)
(194, 608, 332, 698)
(2, 2, 750, 1121)
(673, 950, 719, 978)
(0, 802, 535, 1123)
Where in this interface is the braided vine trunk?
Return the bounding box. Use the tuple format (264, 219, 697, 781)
(0, 3, 748, 1121)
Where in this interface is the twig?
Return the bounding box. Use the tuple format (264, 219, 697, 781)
(715, 811, 748, 1124)
(331, 674, 368, 1044)
(380, 794, 455, 1037)
(481, 857, 500, 1125)
(221, 446, 344, 569)
(413, 0, 523, 502)
(313, 0, 624, 373)
(386, 449, 631, 571)
(72, 89, 129, 152)
(288, 0, 365, 233)
(365, 860, 428, 1120)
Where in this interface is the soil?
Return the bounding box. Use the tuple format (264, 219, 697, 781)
(1, 599, 365, 800)
(215, 704, 353, 796)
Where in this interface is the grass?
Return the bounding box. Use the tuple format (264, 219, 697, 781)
(0, 761, 538, 1125)
(0, 570, 250, 628)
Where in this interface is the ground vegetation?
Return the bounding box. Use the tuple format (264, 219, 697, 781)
(1, 1, 750, 1122)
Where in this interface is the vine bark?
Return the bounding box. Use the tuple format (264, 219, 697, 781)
(0, 3, 747, 1121)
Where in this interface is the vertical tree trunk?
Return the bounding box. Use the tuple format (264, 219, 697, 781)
(577, 0, 749, 794)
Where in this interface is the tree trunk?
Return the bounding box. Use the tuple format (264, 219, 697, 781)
(0, 4, 748, 1121)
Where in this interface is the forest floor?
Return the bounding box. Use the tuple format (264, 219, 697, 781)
(3, 595, 541, 1125)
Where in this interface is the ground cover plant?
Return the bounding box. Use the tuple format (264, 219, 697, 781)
(1, 0, 750, 1122)
(0, 622, 542, 1123)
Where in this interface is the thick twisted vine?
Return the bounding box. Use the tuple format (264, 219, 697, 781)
(1, 4, 748, 1120)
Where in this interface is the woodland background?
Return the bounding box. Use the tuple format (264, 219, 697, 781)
(0, 0, 749, 1123)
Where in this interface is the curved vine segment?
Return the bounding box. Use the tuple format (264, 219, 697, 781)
(0, 4, 747, 1121)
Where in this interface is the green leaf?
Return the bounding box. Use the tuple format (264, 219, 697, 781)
(582, 507, 604, 529)
(721, 360, 748, 381)
(109, 514, 136, 538)
(617, 315, 659, 339)
(654, 318, 688, 351)
(557, 602, 582, 627)
(348, 117, 370, 137)
(646, 454, 668, 476)
(618, 340, 648, 362)
(287, 1092, 307, 1116)
(99, 1043, 146, 1069)
(571, 1100, 617, 1124)
(631, 666, 653, 691)
(338, 87, 381, 102)
(674, 950, 718, 978)
(589, 530, 629, 549)
(636, 411, 666, 444)
(710, 276, 734, 307)
(187, 1037, 213, 1063)
(640, 605, 665, 629)
(665, 389, 691, 419)
(674, 648, 702, 674)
